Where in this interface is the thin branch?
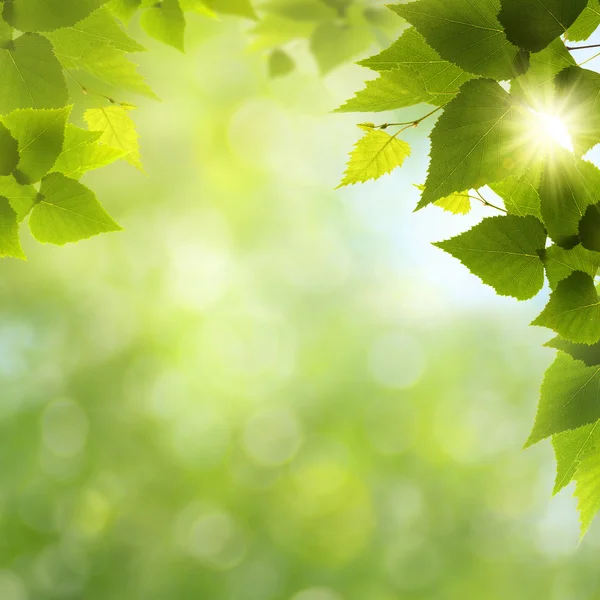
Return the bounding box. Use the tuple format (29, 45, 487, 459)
(373, 106, 444, 132)
(566, 43, 600, 51)
(474, 189, 506, 213)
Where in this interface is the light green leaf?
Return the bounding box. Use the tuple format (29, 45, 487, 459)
(543, 244, 600, 289)
(539, 150, 600, 246)
(498, 0, 587, 52)
(434, 215, 546, 300)
(45, 7, 145, 54)
(262, 0, 333, 22)
(248, 14, 314, 51)
(268, 49, 295, 78)
(553, 422, 600, 494)
(418, 79, 533, 209)
(2, 107, 71, 184)
(415, 183, 472, 215)
(84, 105, 142, 171)
(510, 39, 576, 112)
(0, 34, 68, 114)
(0, 197, 24, 259)
(532, 271, 600, 344)
(390, 0, 525, 80)
(310, 21, 371, 75)
(0, 122, 18, 176)
(525, 352, 600, 447)
(29, 172, 121, 245)
(434, 192, 471, 215)
(0, 176, 37, 220)
(337, 129, 410, 188)
(489, 168, 543, 220)
(555, 66, 600, 157)
(141, 0, 185, 52)
(204, 0, 256, 19)
(52, 124, 125, 179)
(49, 38, 156, 98)
(567, 0, 600, 41)
(3, 0, 107, 32)
(575, 449, 600, 535)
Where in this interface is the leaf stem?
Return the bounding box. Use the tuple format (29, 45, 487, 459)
(474, 189, 506, 213)
(375, 106, 444, 132)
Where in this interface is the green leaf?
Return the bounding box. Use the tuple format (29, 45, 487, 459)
(84, 105, 142, 171)
(543, 244, 600, 289)
(0, 122, 18, 176)
(141, 0, 185, 52)
(390, 0, 525, 80)
(358, 28, 474, 104)
(204, 0, 256, 19)
(434, 215, 546, 300)
(52, 124, 125, 179)
(0, 175, 37, 220)
(0, 197, 24, 259)
(546, 336, 600, 367)
(3, 0, 108, 32)
(418, 79, 532, 209)
(555, 66, 600, 157)
(0, 34, 68, 114)
(29, 172, 121, 245)
(108, 0, 141, 23)
(336, 67, 429, 113)
(532, 271, 600, 344)
(262, 0, 333, 22)
(567, 0, 600, 41)
(2, 107, 71, 184)
(489, 168, 542, 220)
(575, 449, 600, 535)
(268, 49, 295, 78)
(579, 204, 600, 252)
(539, 150, 600, 246)
(553, 422, 600, 494)
(510, 39, 576, 112)
(310, 21, 371, 75)
(49, 38, 156, 98)
(337, 129, 410, 188)
(498, 0, 587, 52)
(45, 7, 145, 54)
(339, 35, 474, 112)
(525, 352, 600, 447)
(0, 3, 13, 44)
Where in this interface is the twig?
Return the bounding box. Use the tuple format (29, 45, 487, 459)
(373, 106, 444, 133)
(474, 189, 506, 213)
(566, 43, 600, 51)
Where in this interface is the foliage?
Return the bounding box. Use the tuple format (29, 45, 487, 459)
(0, 0, 400, 260)
(4, 0, 600, 539)
(337, 0, 600, 535)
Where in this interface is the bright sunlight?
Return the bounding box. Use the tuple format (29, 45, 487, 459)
(527, 108, 574, 153)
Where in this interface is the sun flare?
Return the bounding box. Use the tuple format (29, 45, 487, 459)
(527, 109, 574, 153)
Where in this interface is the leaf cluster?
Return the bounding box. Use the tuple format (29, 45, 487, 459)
(338, 0, 600, 536)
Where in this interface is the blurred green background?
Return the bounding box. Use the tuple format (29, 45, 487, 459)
(1, 9, 599, 600)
